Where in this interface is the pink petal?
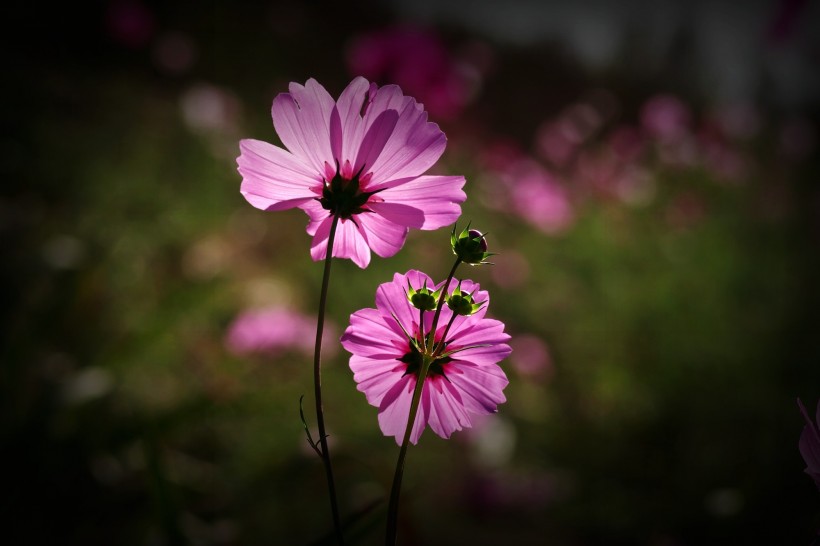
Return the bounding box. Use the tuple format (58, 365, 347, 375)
(341, 308, 406, 358)
(310, 217, 371, 268)
(333, 77, 371, 163)
(349, 354, 405, 406)
(353, 109, 399, 175)
(799, 399, 820, 479)
(365, 94, 447, 184)
(271, 79, 335, 174)
(375, 271, 434, 337)
(237, 139, 320, 211)
(447, 318, 510, 350)
(451, 343, 513, 367)
(357, 212, 409, 258)
(378, 374, 428, 445)
(446, 360, 509, 414)
(370, 175, 466, 230)
(426, 376, 472, 438)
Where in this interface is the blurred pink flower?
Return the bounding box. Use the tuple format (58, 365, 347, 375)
(489, 249, 530, 289)
(509, 334, 552, 379)
(226, 306, 336, 357)
(798, 398, 820, 490)
(501, 161, 573, 234)
(536, 121, 578, 167)
(346, 27, 475, 121)
(341, 270, 511, 445)
(641, 94, 692, 142)
(607, 125, 646, 163)
(237, 77, 466, 268)
(536, 103, 603, 167)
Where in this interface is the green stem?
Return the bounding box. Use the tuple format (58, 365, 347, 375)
(428, 257, 462, 348)
(433, 313, 458, 358)
(385, 355, 432, 546)
(313, 213, 344, 545)
(385, 256, 461, 545)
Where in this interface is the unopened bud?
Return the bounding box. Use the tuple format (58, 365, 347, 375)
(407, 280, 440, 311)
(446, 283, 485, 316)
(451, 223, 493, 265)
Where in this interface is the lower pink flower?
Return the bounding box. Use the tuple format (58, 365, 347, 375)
(341, 270, 511, 444)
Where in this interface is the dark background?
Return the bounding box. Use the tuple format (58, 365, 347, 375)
(2, 0, 819, 544)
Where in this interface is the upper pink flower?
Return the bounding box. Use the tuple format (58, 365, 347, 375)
(798, 398, 820, 490)
(341, 270, 511, 445)
(237, 77, 467, 268)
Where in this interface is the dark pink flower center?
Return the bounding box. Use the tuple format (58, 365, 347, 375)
(399, 339, 452, 378)
(318, 165, 381, 220)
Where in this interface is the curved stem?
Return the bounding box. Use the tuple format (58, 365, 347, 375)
(428, 257, 462, 347)
(385, 257, 461, 545)
(385, 356, 431, 546)
(313, 213, 344, 545)
(432, 313, 458, 359)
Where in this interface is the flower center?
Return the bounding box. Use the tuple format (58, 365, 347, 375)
(318, 168, 380, 220)
(399, 341, 452, 378)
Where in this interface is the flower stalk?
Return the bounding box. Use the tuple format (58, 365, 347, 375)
(311, 213, 345, 545)
(385, 256, 462, 546)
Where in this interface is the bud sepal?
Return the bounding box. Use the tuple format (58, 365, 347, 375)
(406, 280, 441, 311)
(451, 223, 494, 265)
(446, 282, 485, 316)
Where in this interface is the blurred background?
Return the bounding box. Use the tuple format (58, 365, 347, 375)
(2, 0, 819, 544)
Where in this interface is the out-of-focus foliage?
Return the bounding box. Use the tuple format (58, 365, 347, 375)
(2, 1, 819, 545)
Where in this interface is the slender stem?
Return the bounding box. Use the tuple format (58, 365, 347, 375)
(418, 307, 426, 352)
(313, 213, 344, 545)
(432, 313, 458, 358)
(428, 257, 462, 347)
(385, 355, 432, 546)
(385, 257, 461, 545)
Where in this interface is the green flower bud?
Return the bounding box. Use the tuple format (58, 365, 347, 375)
(406, 280, 440, 311)
(446, 283, 485, 316)
(451, 223, 493, 265)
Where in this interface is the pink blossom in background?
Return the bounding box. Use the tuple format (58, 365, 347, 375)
(509, 334, 552, 380)
(640, 94, 692, 142)
(502, 160, 573, 234)
(341, 270, 511, 445)
(798, 398, 820, 490)
(237, 77, 466, 268)
(536, 103, 603, 167)
(607, 125, 646, 163)
(226, 306, 337, 357)
(479, 139, 526, 172)
(346, 27, 477, 121)
(489, 249, 530, 289)
(536, 120, 578, 167)
(701, 140, 747, 183)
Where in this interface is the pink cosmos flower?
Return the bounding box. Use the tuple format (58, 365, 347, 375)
(341, 270, 511, 444)
(237, 77, 466, 268)
(798, 398, 820, 490)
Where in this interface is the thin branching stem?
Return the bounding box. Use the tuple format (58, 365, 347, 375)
(385, 256, 462, 545)
(313, 213, 344, 545)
